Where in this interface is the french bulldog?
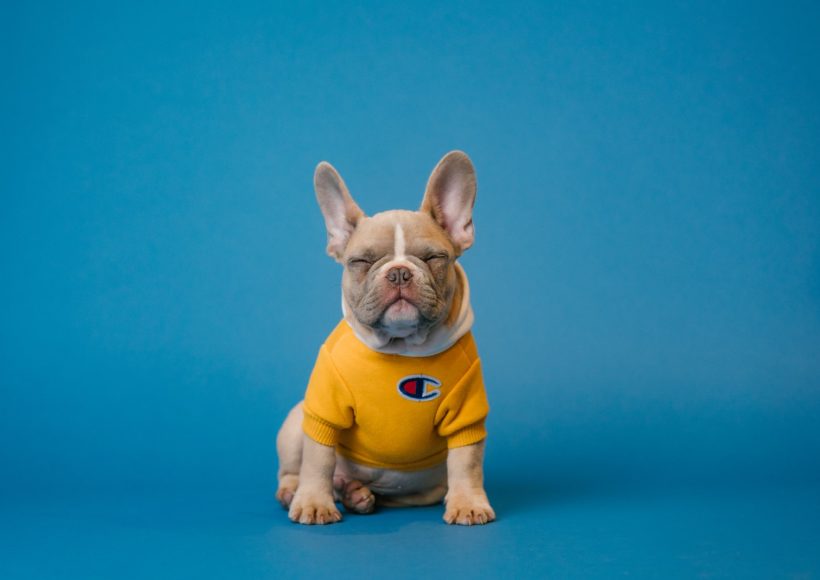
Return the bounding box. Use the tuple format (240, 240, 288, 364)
(276, 151, 494, 526)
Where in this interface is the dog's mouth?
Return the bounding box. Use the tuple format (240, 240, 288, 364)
(383, 296, 419, 318)
(382, 287, 418, 308)
(347, 280, 444, 338)
(378, 290, 422, 336)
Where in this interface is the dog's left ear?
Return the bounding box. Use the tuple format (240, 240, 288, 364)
(314, 161, 365, 260)
(420, 151, 477, 254)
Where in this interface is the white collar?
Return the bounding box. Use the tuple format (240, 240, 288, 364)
(341, 262, 474, 357)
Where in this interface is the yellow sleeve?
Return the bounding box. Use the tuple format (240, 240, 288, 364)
(302, 345, 355, 446)
(435, 358, 490, 448)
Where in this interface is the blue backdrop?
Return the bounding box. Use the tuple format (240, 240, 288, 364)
(2, 1, 819, 578)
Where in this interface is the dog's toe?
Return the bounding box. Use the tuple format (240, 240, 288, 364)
(276, 474, 299, 509)
(288, 491, 342, 525)
(342, 480, 376, 514)
(443, 494, 495, 526)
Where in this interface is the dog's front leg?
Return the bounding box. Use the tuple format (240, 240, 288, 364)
(288, 435, 342, 525)
(443, 440, 496, 525)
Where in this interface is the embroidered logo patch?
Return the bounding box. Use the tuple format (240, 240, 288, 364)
(397, 375, 442, 401)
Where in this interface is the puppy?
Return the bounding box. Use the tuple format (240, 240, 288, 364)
(276, 151, 494, 526)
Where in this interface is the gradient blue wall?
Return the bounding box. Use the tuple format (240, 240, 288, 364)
(3, 1, 819, 496)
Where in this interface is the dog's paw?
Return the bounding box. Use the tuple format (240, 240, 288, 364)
(276, 474, 299, 509)
(340, 480, 375, 514)
(288, 490, 342, 525)
(443, 491, 496, 526)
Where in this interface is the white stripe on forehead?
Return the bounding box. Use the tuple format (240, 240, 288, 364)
(394, 223, 406, 259)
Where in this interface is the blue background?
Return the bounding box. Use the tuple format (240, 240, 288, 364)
(2, 1, 819, 577)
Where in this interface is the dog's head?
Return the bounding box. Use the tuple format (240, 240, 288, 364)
(314, 151, 477, 350)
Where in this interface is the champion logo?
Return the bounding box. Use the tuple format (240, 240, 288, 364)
(397, 375, 442, 401)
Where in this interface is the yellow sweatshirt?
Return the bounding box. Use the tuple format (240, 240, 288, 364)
(302, 320, 489, 471)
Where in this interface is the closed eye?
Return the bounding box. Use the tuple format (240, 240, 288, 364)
(423, 253, 448, 263)
(348, 258, 373, 267)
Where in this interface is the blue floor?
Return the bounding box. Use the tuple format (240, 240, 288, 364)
(2, 482, 818, 579)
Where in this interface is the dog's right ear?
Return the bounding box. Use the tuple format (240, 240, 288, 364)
(314, 162, 365, 260)
(420, 151, 477, 255)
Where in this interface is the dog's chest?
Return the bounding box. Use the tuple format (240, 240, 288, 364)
(334, 335, 477, 464)
(343, 354, 464, 434)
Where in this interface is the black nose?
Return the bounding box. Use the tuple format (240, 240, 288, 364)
(387, 266, 413, 286)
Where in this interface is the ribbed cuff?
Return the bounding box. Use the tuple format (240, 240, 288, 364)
(302, 412, 341, 446)
(447, 422, 487, 449)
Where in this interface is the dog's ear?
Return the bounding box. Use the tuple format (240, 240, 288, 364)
(420, 151, 477, 254)
(314, 161, 365, 260)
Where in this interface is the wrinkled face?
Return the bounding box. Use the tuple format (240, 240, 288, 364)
(342, 211, 457, 337)
(313, 150, 477, 342)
